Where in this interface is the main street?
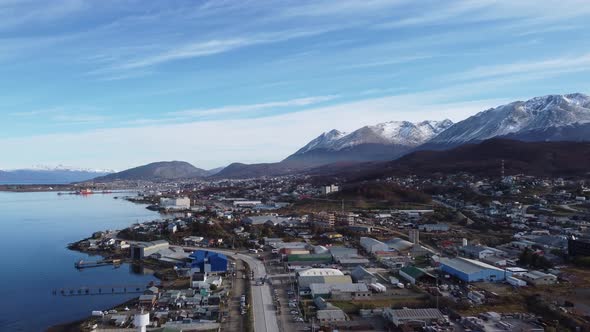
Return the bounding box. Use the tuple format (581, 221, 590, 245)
(174, 246, 279, 332)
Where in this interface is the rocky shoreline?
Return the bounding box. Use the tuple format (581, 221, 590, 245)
(47, 237, 176, 332)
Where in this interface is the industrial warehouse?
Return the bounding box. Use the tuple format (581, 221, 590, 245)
(439, 257, 506, 282)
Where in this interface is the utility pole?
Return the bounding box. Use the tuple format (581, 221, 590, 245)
(436, 277, 439, 310)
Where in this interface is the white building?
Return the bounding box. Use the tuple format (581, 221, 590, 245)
(130, 240, 170, 259)
(419, 224, 450, 232)
(241, 215, 291, 226)
(360, 237, 389, 254)
(321, 184, 339, 195)
(409, 229, 419, 244)
(521, 270, 557, 286)
(233, 200, 262, 208)
(160, 197, 191, 209)
(297, 268, 352, 290)
(191, 272, 223, 289)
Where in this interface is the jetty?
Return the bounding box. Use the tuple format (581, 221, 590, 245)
(52, 283, 151, 296)
(75, 258, 122, 269)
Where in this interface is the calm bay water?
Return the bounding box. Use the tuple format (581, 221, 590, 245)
(0, 191, 159, 331)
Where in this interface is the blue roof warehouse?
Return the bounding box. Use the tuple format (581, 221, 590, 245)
(189, 250, 228, 274)
(439, 257, 505, 283)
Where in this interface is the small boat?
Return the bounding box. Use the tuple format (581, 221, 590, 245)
(76, 189, 94, 195)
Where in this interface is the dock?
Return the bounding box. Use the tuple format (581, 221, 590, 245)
(52, 283, 152, 296)
(75, 258, 122, 269)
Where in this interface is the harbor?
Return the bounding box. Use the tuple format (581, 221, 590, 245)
(0, 191, 158, 331)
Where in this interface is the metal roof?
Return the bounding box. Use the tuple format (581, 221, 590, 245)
(310, 282, 369, 294)
(400, 266, 425, 279)
(386, 238, 414, 251)
(440, 257, 504, 274)
(523, 270, 556, 279)
(317, 309, 347, 320)
(360, 237, 387, 247)
(386, 308, 444, 320)
(297, 268, 343, 276)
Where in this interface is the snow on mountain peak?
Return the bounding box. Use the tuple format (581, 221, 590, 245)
(295, 129, 348, 154)
(429, 93, 590, 144)
(3, 164, 116, 173)
(295, 119, 453, 154)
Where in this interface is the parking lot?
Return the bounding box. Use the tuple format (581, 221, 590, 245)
(269, 276, 316, 332)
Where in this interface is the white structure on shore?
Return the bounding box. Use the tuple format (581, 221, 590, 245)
(130, 240, 170, 260)
(134, 311, 149, 332)
(159, 197, 191, 209)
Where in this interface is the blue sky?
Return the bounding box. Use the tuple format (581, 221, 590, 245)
(2, 0, 590, 170)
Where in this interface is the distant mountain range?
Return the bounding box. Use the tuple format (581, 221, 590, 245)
(312, 138, 590, 179)
(214, 92, 590, 178)
(422, 93, 590, 150)
(16, 92, 590, 183)
(0, 167, 113, 185)
(283, 120, 453, 166)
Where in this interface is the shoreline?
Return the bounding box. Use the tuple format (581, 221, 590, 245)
(0, 184, 76, 192)
(46, 195, 165, 332)
(49, 236, 176, 331)
(46, 297, 142, 332)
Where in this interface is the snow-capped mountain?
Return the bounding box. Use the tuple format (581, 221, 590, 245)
(283, 119, 453, 166)
(295, 129, 348, 154)
(0, 166, 114, 185)
(294, 120, 453, 154)
(426, 93, 590, 148)
(19, 164, 117, 173)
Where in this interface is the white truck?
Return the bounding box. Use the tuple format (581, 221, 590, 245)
(368, 282, 387, 293)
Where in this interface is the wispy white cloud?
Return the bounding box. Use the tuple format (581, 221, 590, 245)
(99, 27, 337, 73)
(377, 0, 496, 29)
(0, 0, 89, 30)
(447, 52, 590, 82)
(117, 38, 251, 70)
(52, 114, 109, 124)
(9, 107, 64, 117)
(376, 0, 590, 31)
(171, 95, 339, 117)
(0, 91, 503, 170)
(276, 0, 408, 18)
(516, 24, 582, 37)
(9, 105, 108, 124)
(341, 55, 433, 69)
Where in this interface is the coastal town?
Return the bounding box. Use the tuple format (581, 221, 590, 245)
(4, 2, 590, 332)
(59, 169, 590, 332)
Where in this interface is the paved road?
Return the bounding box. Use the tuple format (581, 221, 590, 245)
(175, 246, 279, 332)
